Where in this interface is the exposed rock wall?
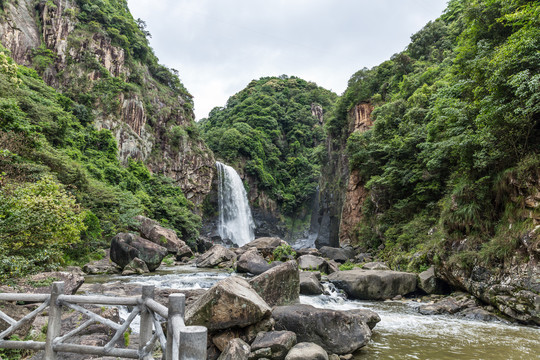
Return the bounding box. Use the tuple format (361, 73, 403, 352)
(0, 0, 215, 206)
(313, 102, 373, 247)
(338, 103, 374, 244)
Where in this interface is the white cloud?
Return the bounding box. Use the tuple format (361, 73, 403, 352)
(127, 0, 449, 120)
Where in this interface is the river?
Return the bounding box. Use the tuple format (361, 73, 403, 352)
(85, 265, 540, 360)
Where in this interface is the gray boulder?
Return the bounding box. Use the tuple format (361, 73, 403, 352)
(328, 269, 417, 300)
(217, 338, 251, 360)
(134, 215, 193, 258)
(418, 266, 448, 294)
(299, 272, 324, 295)
(346, 309, 381, 330)
(250, 331, 297, 360)
(273, 304, 371, 355)
(285, 342, 328, 360)
(250, 261, 300, 307)
(297, 255, 328, 273)
(237, 249, 271, 275)
(110, 233, 168, 272)
(196, 244, 236, 268)
(319, 247, 350, 263)
(243, 237, 287, 257)
(185, 277, 271, 331)
(361, 262, 390, 270)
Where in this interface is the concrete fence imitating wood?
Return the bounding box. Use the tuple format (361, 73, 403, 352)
(0, 281, 207, 360)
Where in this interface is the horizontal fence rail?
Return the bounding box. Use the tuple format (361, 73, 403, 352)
(0, 281, 207, 360)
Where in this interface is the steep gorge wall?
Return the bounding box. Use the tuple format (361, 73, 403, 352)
(313, 103, 373, 247)
(0, 0, 214, 206)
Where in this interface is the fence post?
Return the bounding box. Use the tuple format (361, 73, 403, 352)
(140, 285, 155, 360)
(179, 326, 207, 360)
(166, 294, 185, 360)
(44, 281, 64, 360)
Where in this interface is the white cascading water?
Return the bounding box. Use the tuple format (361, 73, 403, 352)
(216, 161, 255, 246)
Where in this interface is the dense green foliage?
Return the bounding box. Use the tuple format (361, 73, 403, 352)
(0, 46, 200, 278)
(199, 76, 337, 214)
(339, 0, 539, 270)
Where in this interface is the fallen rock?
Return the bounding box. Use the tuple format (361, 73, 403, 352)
(297, 255, 328, 274)
(134, 215, 193, 258)
(243, 237, 287, 257)
(273, 304, 371, 355)
(346, 309, 381, 330)
(121, 257, 149, 275)
(110, 232, 168, 271)
(217, 338, 251, 360)
(196, 244, 236, 268)
(299, 272, 324, 295)
(186, 277, 271, 331)
(285, 342, 328, 360)
(237, 249, 271, 275)
(361, 262, 390, 271)
(295, 248, 321, 257)
(250, 261, 300, 307)
(328, 269, 417, 300)
(319, 247, 350, 263)
(417, 294, 477, 316)
(250, 331, 297, 360)
(418, 266, 449, 295)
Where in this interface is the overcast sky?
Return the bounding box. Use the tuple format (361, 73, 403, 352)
(126, 0, 449, 120)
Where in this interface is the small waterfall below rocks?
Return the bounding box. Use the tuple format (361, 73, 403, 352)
(216, 161, 255, 246)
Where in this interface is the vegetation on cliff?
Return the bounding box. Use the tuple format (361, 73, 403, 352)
(0, 0, 205, 280)
(199, 76, 337, 216)
(338, 0, 539, 271)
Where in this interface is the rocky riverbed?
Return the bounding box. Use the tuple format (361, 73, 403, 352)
(1, 234, 539, 360)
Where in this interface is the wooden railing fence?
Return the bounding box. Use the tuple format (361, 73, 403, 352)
(0, 281, 207, 359)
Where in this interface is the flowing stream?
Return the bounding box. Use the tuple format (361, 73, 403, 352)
(87, 266, 540, 359)
(216, 161, 255, 246)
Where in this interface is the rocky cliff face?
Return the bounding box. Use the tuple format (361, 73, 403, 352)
(0, 0, 215, 206)
(339, 103, 374, 244)
(311, 103, 373, 247)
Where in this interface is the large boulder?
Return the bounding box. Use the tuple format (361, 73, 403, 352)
(273, 304, 371, 355)
(328, 269, 417, 300)
(242, 237, 287, 257)
(134, 215, 193, 258)
(196, 244, 236, 268)
(217, 338, 251, 360)
(185, 277, 271, 331)
(299, 272, 324, 295)
(285, 342, 328, 360)
(346, 309, 381, 330)
(236, 249, 271, 275)
(319, 247, 350, 264)
(110, 233, 168, 272)
(297, 255, 328, 274)
(250, 331, 297, 360)
(250, 261, 300, 307)
(418, 266, 449, 294)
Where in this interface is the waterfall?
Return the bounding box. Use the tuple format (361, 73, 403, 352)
(216, 161, 255, 246)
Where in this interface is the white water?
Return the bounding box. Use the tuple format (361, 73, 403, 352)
(216, 161, 255, 246)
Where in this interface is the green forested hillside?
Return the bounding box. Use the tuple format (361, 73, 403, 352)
(199, 76, 337, 215)
(336, 0, 539, 270)
(0, 0, 204, 282)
